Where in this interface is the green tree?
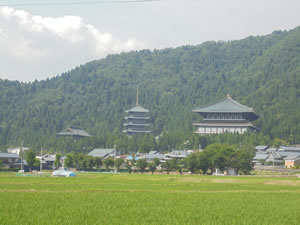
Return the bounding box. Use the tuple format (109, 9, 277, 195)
(25, 150, 36, 172)
(148, 162, 156, 174)
(197, 152, 209, 174)
(114, 158, 124, 172)
(65, 154, 73, 168)
(103, 157, 114, 171)
(94, 157, 102, 169)
(185, 154, 198, 173)
(153, 158, 160, 167)
(136, 159, 148, 173)
(163, 160, 173, 174)
(54, 154, 61, 169)
(125, 161, 133, 173)
(86, 156, 95, 170)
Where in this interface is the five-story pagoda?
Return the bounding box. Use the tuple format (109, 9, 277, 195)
(123, 87, 151, 135)
(193, 94, 260, 134)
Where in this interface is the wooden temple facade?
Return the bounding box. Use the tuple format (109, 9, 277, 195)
(193, 95, 260, 134)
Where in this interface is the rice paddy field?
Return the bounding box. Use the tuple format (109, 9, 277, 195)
(1, 172, 300, 225)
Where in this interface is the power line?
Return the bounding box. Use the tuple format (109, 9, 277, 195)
(0, 0, 159, 7)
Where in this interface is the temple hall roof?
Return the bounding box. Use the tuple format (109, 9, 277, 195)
(193, 96, 260, 120)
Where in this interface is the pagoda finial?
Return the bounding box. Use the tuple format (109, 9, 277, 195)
(136, 85, 139, 106)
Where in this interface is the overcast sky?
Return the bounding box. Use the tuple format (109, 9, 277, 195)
(0, 0, 299, 82)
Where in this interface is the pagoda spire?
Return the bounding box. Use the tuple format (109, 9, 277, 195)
(136, 85, 139, 106)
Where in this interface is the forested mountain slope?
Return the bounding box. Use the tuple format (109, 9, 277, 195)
(0, 26, 299, 148)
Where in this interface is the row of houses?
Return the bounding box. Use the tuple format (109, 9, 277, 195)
(87, 149, 193, 162)
(2, 145, 300, 170)
(0, 147, 193, 170)
(253, 146, 300, 168)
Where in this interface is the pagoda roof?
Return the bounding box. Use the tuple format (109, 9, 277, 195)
(123, 129, 151, 134)
(125, 116, 150, 120)
(124, 123, 151, 127)
(193, 96, 259, 120)
(125, 105, 149, 113)
(193, 122, 260, 130)
(57, 127, 92, 137)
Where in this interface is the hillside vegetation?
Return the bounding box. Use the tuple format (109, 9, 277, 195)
(0, 26, 299, 151)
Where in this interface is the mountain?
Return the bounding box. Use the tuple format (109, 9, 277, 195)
(0, 26, 299, 149)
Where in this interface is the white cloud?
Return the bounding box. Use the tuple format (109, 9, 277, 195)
(0, 7, 146, 81)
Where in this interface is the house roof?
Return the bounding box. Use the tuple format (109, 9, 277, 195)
(255, 146, 269, 151)
(125, 105, 149, 113)
(148, 151, 159, 155)
(284, 155, 300, 160)
(88, 149, 116, 158)
(253, 154, 268, 160)
(0, 153, 20, 158)
(279, 146, 300, 152)
(266, 148, 278, 152)
(278, 152, 300, 158)
(57, 127, 91, 137)
(144, 154, 165, 160)
(193, 96, 259, 120)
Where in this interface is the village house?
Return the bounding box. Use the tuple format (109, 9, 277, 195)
(88, 148, 117, 159)
(0, 153, 22, 169)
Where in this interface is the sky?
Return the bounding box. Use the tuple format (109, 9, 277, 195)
(0, 0, 299, 82)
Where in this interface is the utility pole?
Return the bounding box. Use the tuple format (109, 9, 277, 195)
(40, 147, 43, 173)
(20, 141, 23, 171)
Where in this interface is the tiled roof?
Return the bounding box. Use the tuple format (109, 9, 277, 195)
(193, 97, 259, 121)
(144, 154, 165, 160)
(0, 153, 20, 158)
(88, 149, 116, 158)
(279, 146, 300, 152)
(57, 127, 91, 137)
(255, 146, 269, 151)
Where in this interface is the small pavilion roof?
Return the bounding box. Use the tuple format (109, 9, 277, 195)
(125, 105, 149, 113)
(57, 127, 91, 137)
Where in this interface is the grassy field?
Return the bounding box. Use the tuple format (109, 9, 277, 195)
(1, 172, 300, 225)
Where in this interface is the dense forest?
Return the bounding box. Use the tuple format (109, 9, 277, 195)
(0, 26, 299, 153)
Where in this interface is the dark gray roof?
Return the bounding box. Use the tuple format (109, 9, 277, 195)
(125, 105, 149, 113)
(124, 116, 150, 120)
(123, 129, 151, 134)
(57, 127, 91, 137)
(255, 146, 269, 151)
(194, 122, 258, 128)
(0, 153, 20, 158)
(193, 97, 259, 120)
(88, 149, 116, 158)
(266, 148, 277, 152)
(284, 155, 300, 160)
(279, 146, 300, 152)
(145, 154, 165, 160)
(193, 97, 255, 113)
(278, 152, 300, 158)
(149, 151, 159, 155)
(253, 154, 268, 160)
(123, 123, 151, 127)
